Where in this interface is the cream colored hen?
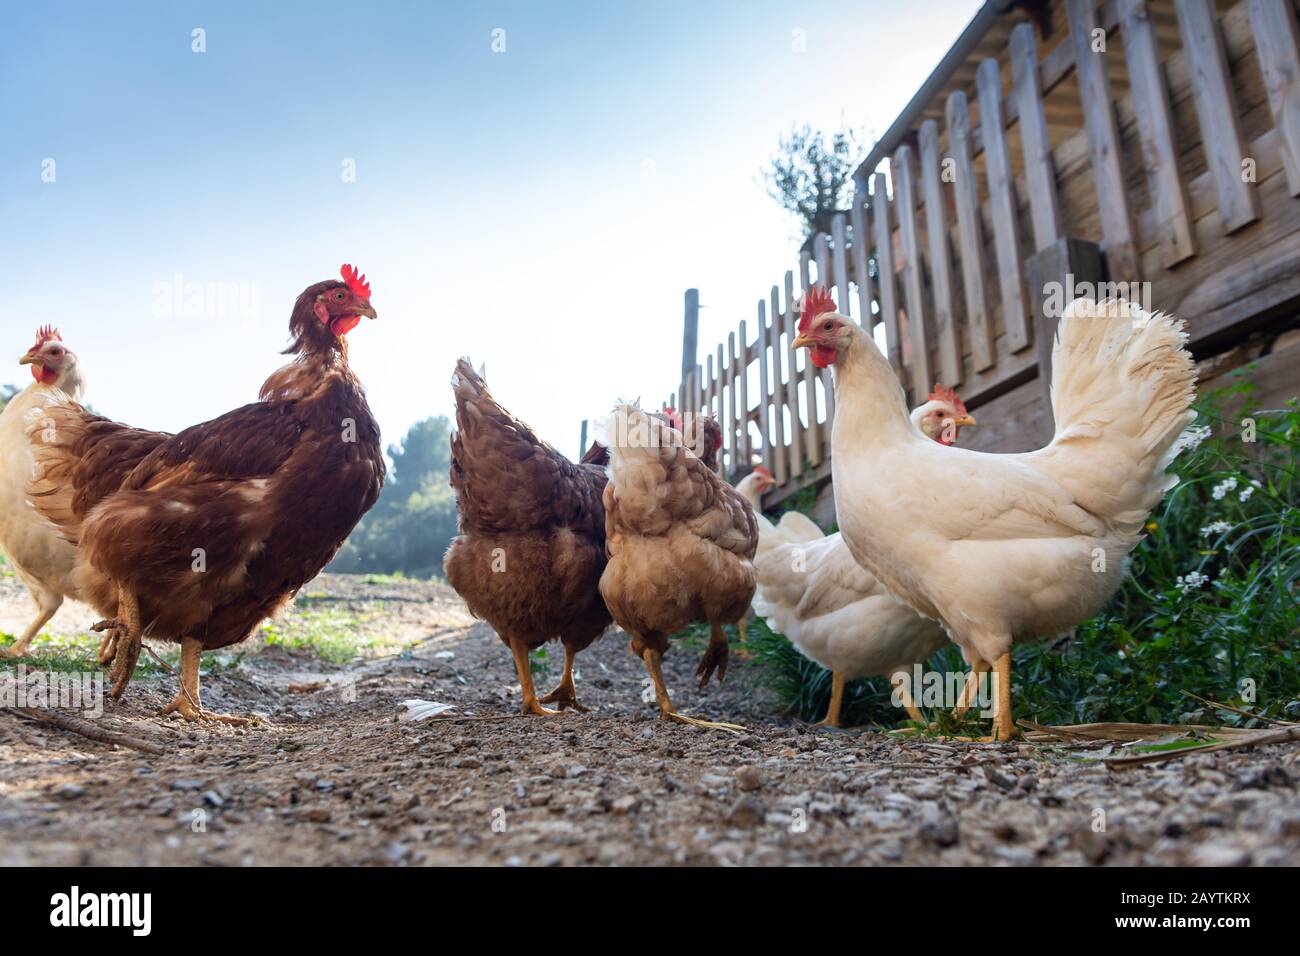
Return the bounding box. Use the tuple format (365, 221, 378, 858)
(0, 327, 85, 658)
(741, 391, 975, 727)
(793, 292, 1196, 740)
(600, 403, 757, 731)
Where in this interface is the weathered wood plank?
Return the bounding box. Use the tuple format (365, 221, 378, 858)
(850, 186, 875, 329)
(892, 144, 933, 401)
(780, 274, 805, 475)
(716, 342, 728, 473)
(756, 298, 776, 481)
(1248, 0, 1300, 197)
(946, 90, 994, 373)
(918, 119, 962, 387)
(736, 319, 751, 464)
(817, 228, 839, 426)
(975, 58, 1031, 353)
(1176, 0, 1261, 232)
(1119, 0, 1196, 267)
(831, 213, 850, 314)
(1066, 0, 1140, 279)
(763, 293, 785, 485)
(871, 172, 904, 373)
(788, 269, 819, 468)
(1010, 22, 1062, 253)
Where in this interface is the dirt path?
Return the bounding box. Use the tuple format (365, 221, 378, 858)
(1, 573, 1297, 866)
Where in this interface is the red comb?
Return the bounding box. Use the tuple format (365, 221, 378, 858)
(340, 264, 370, 299)
(662, 406, 683, 431)
(29, 325, 61, 352)
(754, 466, 773, 480)
(928, 383, 968, 416)
(798, 286, 836, 333)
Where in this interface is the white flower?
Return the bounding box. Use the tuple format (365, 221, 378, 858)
(1199, 521, 1232, 538)
(1211, 477, 1238, 500)
(1176, 571, 1210, 594)
(1173, 424, 1212, 455)
(1239, 479, 1261, 502)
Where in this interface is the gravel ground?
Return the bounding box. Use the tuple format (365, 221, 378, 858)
(1, 573, 1297, 866)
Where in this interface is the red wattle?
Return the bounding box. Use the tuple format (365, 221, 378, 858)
(810, 346, 838, 368)
(33, 365, 57, 385)
(331, 314, 361, 337)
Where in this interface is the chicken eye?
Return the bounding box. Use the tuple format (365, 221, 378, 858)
(823, 321, 833, 331)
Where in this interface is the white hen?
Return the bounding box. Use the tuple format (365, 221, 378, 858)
(793, 292, 1196, 739)
(0, 326, 85, 658)
(740, 391, 975, 727)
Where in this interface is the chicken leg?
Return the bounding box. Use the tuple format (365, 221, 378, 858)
(160, 637, 248, 724)
(641, 647, 744, 733)
(694, 622, 730, 689)
(991, 651, 1015, 741)
(812, 671, 845, 728)
(538, 644, 587, 712)
(734, 617, 752, 659)
(107, 587, 142, 699)
(509, 636, 563, 717)
(0, 590, 61, 659)
(951, 658, 990, 721)
(893, 671, 926, 725)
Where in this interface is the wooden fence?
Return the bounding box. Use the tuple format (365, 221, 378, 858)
(668, 0, 1300, 506)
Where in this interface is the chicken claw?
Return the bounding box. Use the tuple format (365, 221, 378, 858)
(694, 623, 729, 689)
(160, 637, 251, 725)
(538, 644, 589, 712)
(640, 646, 744, 734)
(91, 619, 123, 667)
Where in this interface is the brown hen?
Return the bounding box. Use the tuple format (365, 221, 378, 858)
(27, 265, 384, 722)
(600, 403, 757, 732)
(443, 360, 611, 716)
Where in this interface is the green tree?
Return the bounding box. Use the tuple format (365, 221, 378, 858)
(330, 415, 459, 578)
(762, 123, 860, 242)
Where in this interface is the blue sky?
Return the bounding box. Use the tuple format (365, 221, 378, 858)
(2, 0, 979, 459)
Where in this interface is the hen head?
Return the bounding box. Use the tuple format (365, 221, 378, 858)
(914, 384, 976, 445)
(286, 264, 377, 355)
(19, 325, 77, 387)
(663, 406, 723, 468)
(791, 286, 851, 369)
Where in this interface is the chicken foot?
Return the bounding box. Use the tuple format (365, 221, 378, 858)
(509, 636, 564, 717)
(694, 622, 730, 689)
(949, 653, 1015, 741)
(641, 647, 744, 733)
(538, 644, 588, 712)
(91, 618, 124, 666)
(160, 637, 249, 725)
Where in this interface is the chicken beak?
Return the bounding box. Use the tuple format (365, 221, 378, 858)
(791, 333, 816, 350)
(18, 352, 36, 366)
(359, 304, 377, 320)
(954, 414, 977, 427)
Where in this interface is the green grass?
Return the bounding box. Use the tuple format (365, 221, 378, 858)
(747, 379, 1300, 729)
(257, 607, 380, 664)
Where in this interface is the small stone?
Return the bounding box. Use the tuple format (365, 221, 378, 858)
(300, 807, 331, 823)
(1191, 842, 1250, 867)
(735, 766, 763, 792)
(202, 790, 224, 808)
(171, 779, 204, 792)
(56, 784, 85, 800)
(918, 806, 959, 847)
(611, 795, 640, 816)
(725, 795, 765, 828)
